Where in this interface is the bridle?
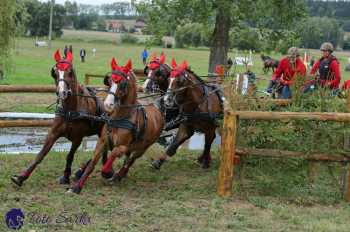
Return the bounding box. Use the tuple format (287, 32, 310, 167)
(105, 71, 130, 106)
(52, 61, 76, 100)
(166, 70, 208, 107)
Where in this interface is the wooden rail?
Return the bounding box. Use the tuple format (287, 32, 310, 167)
(0, 85, 56, 93)
(84, 70, 147, 85)
(0, 119, 53, 128)
(0, 85, 104, 93)
(217, 109, 350, 202)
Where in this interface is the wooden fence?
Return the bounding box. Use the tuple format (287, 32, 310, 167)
(84, 69, 146, 85)
(217, 109, 350, 201)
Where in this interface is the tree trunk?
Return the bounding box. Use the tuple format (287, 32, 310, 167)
(208, 6, 231, 74)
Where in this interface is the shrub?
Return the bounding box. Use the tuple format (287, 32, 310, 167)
(230, 27, 262, 52)
(120, 34, 138, 44)
(175, 23, 210, 48)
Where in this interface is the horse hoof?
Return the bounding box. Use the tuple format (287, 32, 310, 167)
(107, 174, 122, 183)
(58, 176, 70, 185)
(11, 175, 25, 187)
(66, 186, 81, 194)
(101, 170, 115, 179)
(150, 160, 163, 170)
(74, 168, 84, 181)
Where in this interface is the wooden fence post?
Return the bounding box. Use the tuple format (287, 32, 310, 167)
(217, 111, 238, 197)
(346, 94, 350, 202)
(84, 74, 90, 85)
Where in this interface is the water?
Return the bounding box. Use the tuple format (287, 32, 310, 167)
(0, 128, 221, 154)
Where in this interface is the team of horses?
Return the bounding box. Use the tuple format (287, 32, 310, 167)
(11, 50, 223, 194)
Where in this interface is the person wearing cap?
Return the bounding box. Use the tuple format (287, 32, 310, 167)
(267, 47, 306, 99)
(309, 42, 341, 93)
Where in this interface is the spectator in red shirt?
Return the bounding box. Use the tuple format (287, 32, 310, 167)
(267, 47, 306, 99)
(309, 42, 341, 93)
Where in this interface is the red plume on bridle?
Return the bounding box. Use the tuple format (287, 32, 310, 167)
(170, 58, 188, 78)
(54, 49, 73, 71)
(110, 58, 133, 83)
(148, 52, 166, 70)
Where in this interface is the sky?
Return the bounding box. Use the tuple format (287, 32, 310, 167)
(40, 0, 133, 6)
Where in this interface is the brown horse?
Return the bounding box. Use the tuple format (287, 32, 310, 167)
(143, 53, 181, 131)
(11, 50, 112, 187)
(143, 52, 171, 94)
(261, 54, 279, 73)
(67, 58, 164, 194)
(151, 58, 223, 169)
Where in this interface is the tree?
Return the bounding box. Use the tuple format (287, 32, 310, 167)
(24, 0, 66, 37)
(137, 0, 306, 73)
(0, 0, 16, 77)
(298, 17, 344, 49)
(64, 1, 78, 28)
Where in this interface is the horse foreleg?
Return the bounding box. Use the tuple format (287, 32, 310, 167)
(197, 128, 216, 169)
(58, 139, 82, 185)
(11, 132, 61, 187)
(151, 124, 194, 170)
(101, 145, 128, 179)
(67, 137, 107, 194)
(112, 151, 142, 182)
(74, 143, 111, 181)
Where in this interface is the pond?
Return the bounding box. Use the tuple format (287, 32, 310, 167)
(0, 128, 221, 154)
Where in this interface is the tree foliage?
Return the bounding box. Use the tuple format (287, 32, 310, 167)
(137, 0, 306, 72)
(175, 23, 211, 48)
(297, 17, 344, 49)
(23, 0, 66, 37)
(0, 0, 16, 73)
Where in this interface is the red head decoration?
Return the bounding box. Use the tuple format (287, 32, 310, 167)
(148, 52, 166, 70)
(170, 58, 188, 78)
(54, 49, 73, 71)
(110, 58, 133, 83)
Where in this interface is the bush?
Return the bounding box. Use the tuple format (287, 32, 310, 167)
(275, 31, 300, 54)
(297, 17, 344, 49)
(228, 80, 350, 158)
(230, 27, 262, 52)
(343, 37, 350, 50)
(175, 23, 210, 48)
(120, 34, 138, 44)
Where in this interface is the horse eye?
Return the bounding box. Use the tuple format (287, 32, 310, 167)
(51, 68, 56, 78)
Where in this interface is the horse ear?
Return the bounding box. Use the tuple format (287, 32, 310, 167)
(171, 58, 177, 69)
(54, 50, 61, 62)
(160, 52, 165, 64)
(125, 59, 132, 71)
(111, 57, 118, 70)
(180, 60, 188, 70)
(66, 51, 73, 62)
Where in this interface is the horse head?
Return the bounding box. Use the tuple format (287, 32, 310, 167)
(143, 52, 170, 93)
(164, 58, 190, 107)
(104, 58, 134, 113)
(51, 50, 75, 100)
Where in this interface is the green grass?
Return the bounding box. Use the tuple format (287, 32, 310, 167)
(2, 35, 350, 231)
(0, 149, 349, 231)
(2, 36, 349, 85)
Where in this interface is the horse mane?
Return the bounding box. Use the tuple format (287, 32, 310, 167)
(186, 68, 206, 85)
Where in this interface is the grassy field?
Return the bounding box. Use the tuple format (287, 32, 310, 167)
(1, 148, 350, 231)
(1, 36, 350, 113)
(2, 36, 350, 86)
(1, 34, 350, 231)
